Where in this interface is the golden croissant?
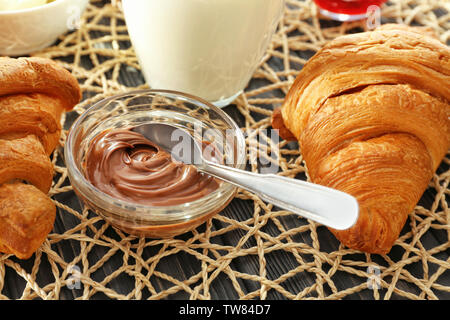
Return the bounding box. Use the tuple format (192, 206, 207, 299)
(272, 24, 450, 254)
(0, 57, 81, 259)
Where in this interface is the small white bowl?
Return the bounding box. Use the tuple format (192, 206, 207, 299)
(0, 0, 88, 56)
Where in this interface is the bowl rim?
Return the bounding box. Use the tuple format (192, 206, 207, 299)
(0, 0, 71, 15)
(65, 88, 247, 221)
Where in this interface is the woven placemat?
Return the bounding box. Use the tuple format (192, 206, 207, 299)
(1, 0, 449, 300)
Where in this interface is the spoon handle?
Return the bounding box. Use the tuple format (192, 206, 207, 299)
(200, 161, 359, 230)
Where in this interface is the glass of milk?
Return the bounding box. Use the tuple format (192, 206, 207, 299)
(122, 0, 284, 107)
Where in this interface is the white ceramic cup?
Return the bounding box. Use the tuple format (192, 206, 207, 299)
(0, 0, 88, 56)
(122, 0, 284, 107)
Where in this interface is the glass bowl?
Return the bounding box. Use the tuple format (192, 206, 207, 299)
(65, 89, 246, 238)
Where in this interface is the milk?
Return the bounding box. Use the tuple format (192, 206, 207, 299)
(122, 0, 284, 106)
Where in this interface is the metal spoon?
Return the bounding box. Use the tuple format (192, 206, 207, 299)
(132, 123, 359, 230)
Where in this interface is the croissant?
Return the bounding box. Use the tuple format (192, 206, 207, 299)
(272, 24, 450, 254)
(0, 57, 81, 259)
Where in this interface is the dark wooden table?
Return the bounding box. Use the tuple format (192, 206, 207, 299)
(2, 0, 449, 300)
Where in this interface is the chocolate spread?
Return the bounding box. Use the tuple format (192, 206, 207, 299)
(85, 128, 220, 206)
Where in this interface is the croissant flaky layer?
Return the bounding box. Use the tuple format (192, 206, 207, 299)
(0, 134, 55, 193)
(0, 182, 56, 259)
(0, 93, 64, 155)
(0, 57, 81, 259)
(272, 24, 450, 254)
(0, 57, 81, 110)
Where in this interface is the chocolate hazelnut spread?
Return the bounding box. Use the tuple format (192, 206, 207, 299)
(85, 128, 220, 206)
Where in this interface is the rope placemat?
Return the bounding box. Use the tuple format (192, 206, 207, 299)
(1, 0, 449, 300)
